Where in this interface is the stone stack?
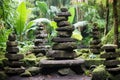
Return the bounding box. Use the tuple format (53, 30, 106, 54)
(100, 44, 120, 75)
(40, 8, 85, 74)
(90, 24, 101, 54)
(33, 24, 48, 55)
(4, 33, 25, 75)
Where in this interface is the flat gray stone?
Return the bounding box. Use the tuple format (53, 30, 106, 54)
(35, 30, 43, 35)
(52, 42, 77, 50)
(47, 50, 77, 59)
(102, 44, 117, 49)
(90, 49, 101, 54)
(6, 47, 19, 53)
(32, 48, 47, 54)
(56, 26, 74, 31)
(36, 34, 47, 39)
(100, 52, 120, 58)
(57, 31, 72, 37)
(104, 60, 120, 66)
(92, 31, 99, 35)
(54, 17, 67, 22)
(89, 44, 101, 49)
(3, 60, 24, 67)
(8, 34, 16, 41)
(57, 21, 70, 27)
(90, 39, 101, 45)
(34, 39, 47, 46)
(57, 12, 71, 17)
(92, 26, 99, 31)
(61, 8, 68, 12)
(4, 67, 25, 75)
(5, 54, 24, 61)
(107, 67, 120, 72)
(27, 67, 40, 76)
(6, 41, 18, 47)
(36, 27, 44, 30)
(52, 37, 76, 43)
(92, 35, 99, 39)
(40, 59, 85, 68)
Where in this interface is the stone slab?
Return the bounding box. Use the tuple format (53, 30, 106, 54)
(40, 59, 85, 68)
(52, 37, 76, 43)
(90, 39, 101, 45)
(4, 67, 25, 74)
(6, 41, 18, 47)
(57, 21, 70, 27)
(8, 34, 16, 41)
(100, 52, 120, 58)
(57, 12, 71, 17)
(104, 60, 120, 66)
(89, 44, 101, 49)
(36, 27, 44, 30)
(35, 30, 43, 35)
(56, 26, 74, 31)
(102, 44, 117, 49)
(107, 67, 120, 72)
(5, 54, 24, 61)
(6, 47, 19, 53)
(57, 31, 72, 37)
(54, 17, 67, 22)
(47, 50, 77, 59)
(36, 34, 47, 39)
(61, 8, 68, 12)
(32, 48, 47, 54)
(90, 49, 101, 54)
(52, 42, 77, 50)
(3, 60, 24, 67)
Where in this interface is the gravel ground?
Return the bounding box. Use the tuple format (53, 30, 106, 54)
(8, 74, 91, 80)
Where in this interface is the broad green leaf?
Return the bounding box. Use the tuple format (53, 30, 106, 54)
(50, 21, 58, 29)
(36, 1, 48, 15)
(68, 7, 75, 23)
(16, 1, 27, 35)
(71, 29, 83, 41)
(24, 21, 35, 32)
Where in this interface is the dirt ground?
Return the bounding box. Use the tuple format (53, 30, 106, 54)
(8, 74, 91, 80)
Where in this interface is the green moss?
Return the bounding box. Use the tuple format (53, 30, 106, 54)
(20, 70, 32, 77)
(74, 49, 90, 57)
(0, 71, 8, 80)
(22, 54, 37, 67)
(92, 65, 110, 80)
(27, 67, 40, 76)
(102, 26, 120, 44)
(85, 59, 104, 68)
(84, 70, 91, 76)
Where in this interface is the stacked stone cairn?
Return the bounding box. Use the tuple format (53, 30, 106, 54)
(33, 24, 48, 56)
(40, 8, 85, 74)
(4, 33, 25, 75)
(90, 24, 101, 54)
(100, 44, 120, 75)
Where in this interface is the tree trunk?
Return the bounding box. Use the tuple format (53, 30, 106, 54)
(104, 0, 109, 35)
(113, 0, 119, 46)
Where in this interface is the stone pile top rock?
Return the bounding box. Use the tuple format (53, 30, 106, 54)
(102, 44, 117, 49)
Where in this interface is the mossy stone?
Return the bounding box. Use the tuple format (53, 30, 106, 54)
(27, 67, 40, 76)
(52, 42, 77, 50)
(92, 65, 110, 80)
(0, 71, 8, 80)
(20, 70, 32, 77)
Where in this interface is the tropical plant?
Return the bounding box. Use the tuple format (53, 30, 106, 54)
(0, 26, 12, 51)
(14, 1, 35, 41)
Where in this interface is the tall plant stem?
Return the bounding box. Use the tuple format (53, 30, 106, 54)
(113, 0, 119, 47)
